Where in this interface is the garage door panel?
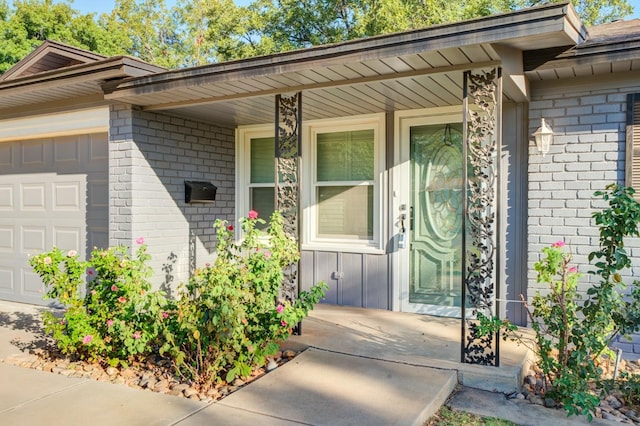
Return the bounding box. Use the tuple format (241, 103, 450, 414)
(89, 134, 108, 161)
(54, 136, 80, 163)
(0, 185, 12, 209)
(21, 226, 46, 253)
(0, 226, 13, 251)
(0, 144, 13, 168)
(21, 270, 43, 300)
(89, 228, 108, 252)
(53, 226, 83, 252)
(22, 140, 48, 166)
(21, 183, 46, 210)
(0, 268, 13, 293)
(89, 180, 108, 208)
(53, 182, 82, 210)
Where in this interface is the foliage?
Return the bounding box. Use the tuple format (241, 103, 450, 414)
(161, 210, 327, 389)
(479, 184, 640, 420)
(426, 405, 515, 426)
(589, 183, 640, 339)
(98, 0, 183, 68)
(0, 0, 124, 73)
(29, 240, 171, 367)
(0, 0, 633, 72)
(530, 242, 601, 418)
(607, 372, 640, 409)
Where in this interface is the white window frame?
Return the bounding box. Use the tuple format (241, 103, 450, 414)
(236, 113, 386, 254)
(236, 125, 275, 229)
(302, 114, 386, 253)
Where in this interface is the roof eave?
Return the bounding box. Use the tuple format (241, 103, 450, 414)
(105, 2, 585, 101)
(0, 56, 165, 93)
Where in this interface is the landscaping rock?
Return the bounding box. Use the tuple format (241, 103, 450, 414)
(184, 387, 199, 398)
(2, 343, 300, 408)
(266, 359, 278, 371)
(607, 395, 623, 409)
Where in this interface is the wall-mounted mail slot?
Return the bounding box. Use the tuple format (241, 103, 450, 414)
(185, 181, 217, 203)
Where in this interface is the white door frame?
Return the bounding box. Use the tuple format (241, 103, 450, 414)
(391, 106, 463, 314)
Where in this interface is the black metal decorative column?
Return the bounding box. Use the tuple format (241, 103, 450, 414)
(275, 92, 302, 333)
(461, 68, 502, 366)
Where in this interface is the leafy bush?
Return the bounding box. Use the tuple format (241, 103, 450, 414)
(480, 184, 640, 419)
(30, 240, 171, 367)
(530, 242, 601, 416)
(161, 210, 327, 389)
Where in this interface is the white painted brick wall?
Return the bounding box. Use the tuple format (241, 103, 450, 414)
(528, 78, 640, 357)
(109, 104, 235, 295)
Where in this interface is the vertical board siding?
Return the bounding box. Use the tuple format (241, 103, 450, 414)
(365, 253, 389, 309)
(302, 250, 389, 309)
(341, 252, 364, 307)
(502, 102, 529, 326)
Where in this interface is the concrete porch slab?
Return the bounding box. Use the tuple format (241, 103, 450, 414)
(209, 348, 457, 426)
(285, 304, 534, 393)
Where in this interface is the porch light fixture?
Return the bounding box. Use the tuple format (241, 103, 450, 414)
(533, 118, 553, 155)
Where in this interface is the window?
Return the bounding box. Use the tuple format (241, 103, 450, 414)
(237, 128, 275, 228)
(315, 129, 374, 239)
(249, 136, 275, 228)
(306, 115, 385, 251)
(626, 93, 640, 198)
(237, 114, 385, 252)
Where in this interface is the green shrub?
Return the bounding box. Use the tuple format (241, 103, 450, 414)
(161, 210, 327, 389)
(480, 184, 640, 420)
(30, 240, 171, 367)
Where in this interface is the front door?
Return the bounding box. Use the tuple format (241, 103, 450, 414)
(397, 111, 464, 316)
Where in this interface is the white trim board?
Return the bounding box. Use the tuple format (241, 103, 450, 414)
(0, 107, 109, 143)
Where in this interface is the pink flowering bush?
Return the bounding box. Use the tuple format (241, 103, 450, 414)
(162, 211, 327, 389)
(30, 241, 171, 366)
(480, 184, 640, 420)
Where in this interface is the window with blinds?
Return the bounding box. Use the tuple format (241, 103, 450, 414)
(626, 94, 640, 198)
(249, 136, 275, 227)
(238, 114, 384, 251)
(315, 130, 375, 239)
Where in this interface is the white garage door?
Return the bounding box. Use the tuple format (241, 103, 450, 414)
(0, 134, 108, 305)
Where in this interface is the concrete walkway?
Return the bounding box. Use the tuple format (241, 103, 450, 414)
(0, 300, 542, 425)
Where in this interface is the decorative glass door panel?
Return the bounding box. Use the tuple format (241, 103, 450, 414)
(409, 123, 463, 316)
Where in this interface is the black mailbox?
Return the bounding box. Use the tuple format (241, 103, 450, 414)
(185, 181, 217, 203)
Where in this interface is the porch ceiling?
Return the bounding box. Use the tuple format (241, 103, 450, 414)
(103, 2, 584, 126)
(122, 47, 501, 126)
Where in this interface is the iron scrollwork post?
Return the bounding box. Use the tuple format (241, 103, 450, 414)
(275, 92, 302, 334)
(461, 68, 502, 366)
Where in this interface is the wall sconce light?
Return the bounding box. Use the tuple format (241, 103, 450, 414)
(533, 118, 553, 155)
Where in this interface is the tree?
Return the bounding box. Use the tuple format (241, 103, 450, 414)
(0, 0, 633, 73)
(98, 0, 181, 68)
(0, 0, 119, 73)
(173, 0, 246, 66)
(213, 0, 633, 60)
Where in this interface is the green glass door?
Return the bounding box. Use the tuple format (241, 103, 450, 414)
(409, 123, 464, 316)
